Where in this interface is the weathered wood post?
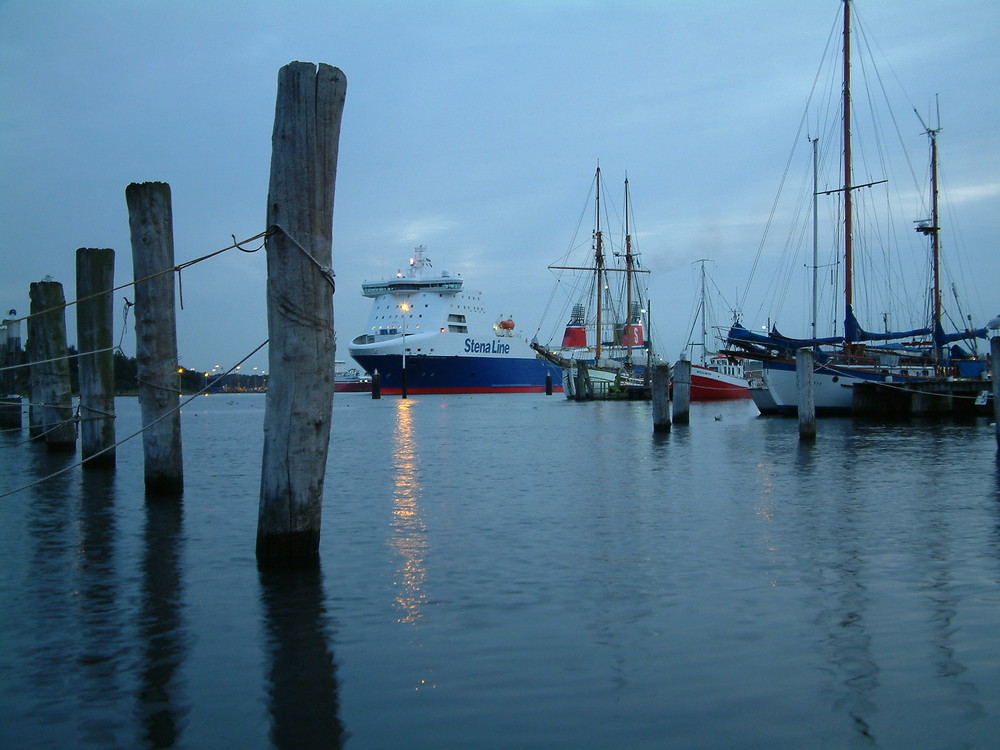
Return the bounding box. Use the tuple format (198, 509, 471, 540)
(0, 312, 23, 429)
(797, 348, 816, 441)
(76, 248, 117, 468)
(652, 362, 671, 433)
(574, 361, 588, 401)
(258, 62, 346, 567)
(672, 359, 691, 424)
(127, 182, 183, 496)
(27, 279, 76, 451)
(992, 336, 1000, 449)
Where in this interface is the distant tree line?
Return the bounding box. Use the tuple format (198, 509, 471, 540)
(66, 349, 206, 395)
(4, 346, 245, 396)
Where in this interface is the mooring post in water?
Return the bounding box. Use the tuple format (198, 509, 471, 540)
(545, 372, 552, 396)
(573, 362, 586, 401)
(76, 248, 117, 468)
(0, 311, 23, 429)
(797, 348, 816, 441)
(672, 359, 691, 425)
(27, 279, 76, 451)
(652, 362, 671, 433)
(992, 336, 1000, 449)
(371, 370, 381, 399)
(258, 62, 346, 567)
(127, 182, 183, 496)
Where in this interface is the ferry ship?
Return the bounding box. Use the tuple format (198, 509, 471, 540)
(348, 247, 563, 394)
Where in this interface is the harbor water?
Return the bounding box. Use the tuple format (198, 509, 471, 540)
(1, 394, 999, 748)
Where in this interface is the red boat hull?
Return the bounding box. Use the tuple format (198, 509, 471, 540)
(689, 365, 750, 401)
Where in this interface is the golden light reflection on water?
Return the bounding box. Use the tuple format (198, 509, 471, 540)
(391, 401, 428, 623)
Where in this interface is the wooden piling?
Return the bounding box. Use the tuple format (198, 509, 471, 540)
(992, 336, 1000, 449)
(127, 182, 183, 496)
(672, 359, 691, 424)
(797, 348, 816, 441)
(76, 248, 116, 468)
(652, 363, 671, 433)
(574, 361, 592, 401)
(258, 62, 347, 567)
(545, 372, 552, 396)
(27, 280, 76, 451)
(371, 370, 381, 399)
(0, 315, 22, 429)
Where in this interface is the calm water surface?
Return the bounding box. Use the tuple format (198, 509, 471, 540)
(1, 393, 999, 749)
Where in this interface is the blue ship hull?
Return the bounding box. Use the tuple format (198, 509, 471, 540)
(353, 353, 564, 394)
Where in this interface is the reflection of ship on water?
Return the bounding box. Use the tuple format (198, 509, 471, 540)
(391, 401, 428, 624)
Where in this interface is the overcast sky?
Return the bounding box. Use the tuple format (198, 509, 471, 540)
(2, 0, 997, 376)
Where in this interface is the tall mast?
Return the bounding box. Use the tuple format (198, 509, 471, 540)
(842, 0, 853, 345)
(915, 100, 942, 362)
(594, 166, 605, 361)
(624, 175, 634, 365)
(931, 129, 941, 360)
(811, 137, 819, 341)
(698, 260, 708, 365)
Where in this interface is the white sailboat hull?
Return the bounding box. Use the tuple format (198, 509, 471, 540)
(763, 362, 859, 413)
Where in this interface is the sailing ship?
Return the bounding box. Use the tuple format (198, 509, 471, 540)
(531, 167, 655, 399)
(682, 260, 751, 400)
(348, 246, 563, 394)
(725, 0, 990, 413)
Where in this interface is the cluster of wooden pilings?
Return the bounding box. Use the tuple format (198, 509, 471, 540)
(651, 360, 688, 433)
(3, 61, 347, 569)
(1, 256, 117, 460)
(794, 344, 1000, 446)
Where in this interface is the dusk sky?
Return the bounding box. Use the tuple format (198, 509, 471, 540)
(2, 0, 997, 376)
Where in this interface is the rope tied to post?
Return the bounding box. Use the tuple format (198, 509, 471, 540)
(3, 229, 272, 329)
(267, 224, 336, 292)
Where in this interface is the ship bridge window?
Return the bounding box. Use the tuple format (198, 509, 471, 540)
(448, 314, 466, 323)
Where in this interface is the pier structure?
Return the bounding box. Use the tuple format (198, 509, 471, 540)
(851, 377, 992, 417)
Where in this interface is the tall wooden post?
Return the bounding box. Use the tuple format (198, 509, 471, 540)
(673, 359, 691, 424)
(797, 348, 816, 441)
(27, 279, 76, 451)
(76, 248, 117, 468)
(127, 182, 183, 496)
(652, 362, 671, 433)
(258, 62, 347, 567)
(991, 336, 1000, 449)
(0, 312, 23, 429)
